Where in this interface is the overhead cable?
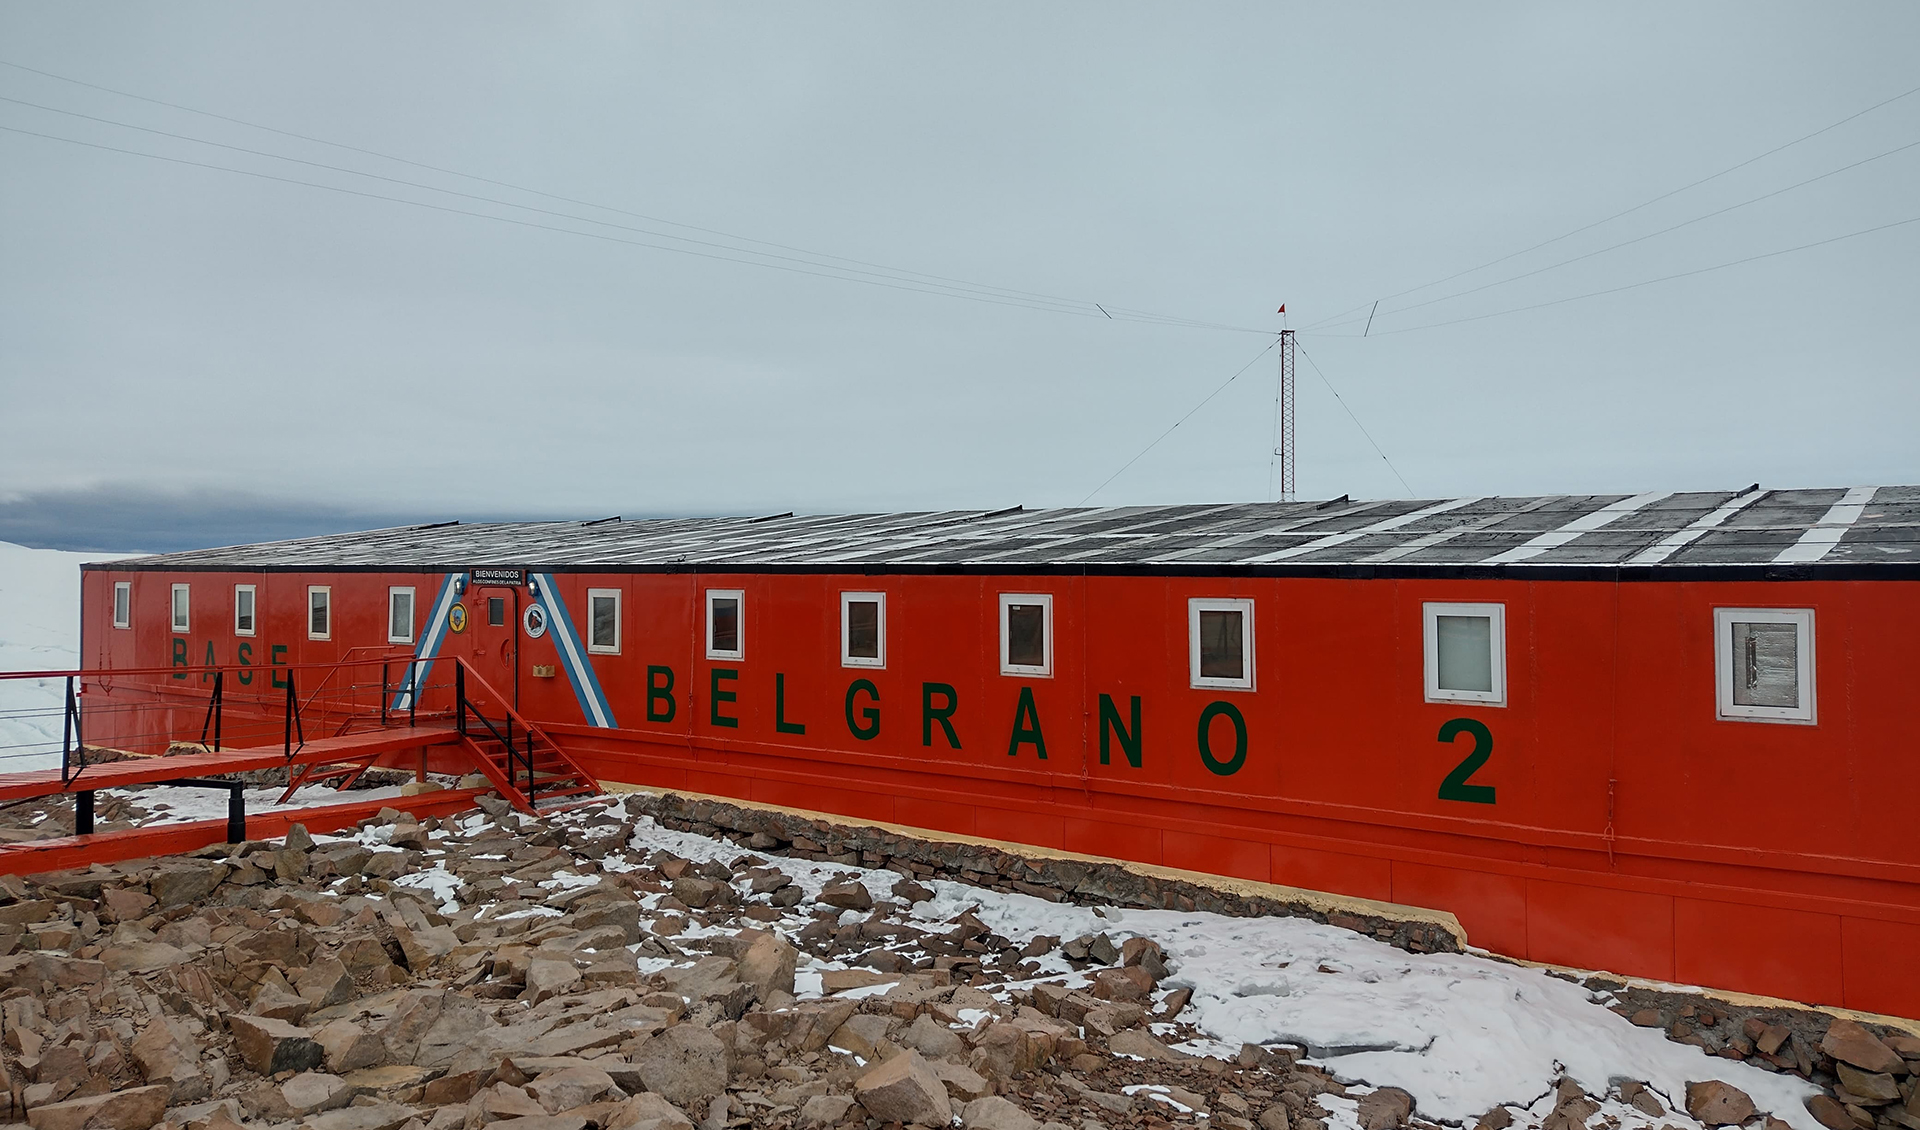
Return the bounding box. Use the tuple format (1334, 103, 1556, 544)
(1077, 338, 1283, 505)
(0, 59, 1262, 335)
(1302, 79, 1920, 331)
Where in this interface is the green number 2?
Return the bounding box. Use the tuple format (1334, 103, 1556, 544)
(1437, 718, 1496, 804)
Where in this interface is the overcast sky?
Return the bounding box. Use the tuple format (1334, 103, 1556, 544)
(2, 4, 1916, 550)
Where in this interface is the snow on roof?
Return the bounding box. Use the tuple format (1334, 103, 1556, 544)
(94, 486, 1920, 575)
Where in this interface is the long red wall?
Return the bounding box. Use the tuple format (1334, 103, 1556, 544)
(78, 566, 1920, 1018)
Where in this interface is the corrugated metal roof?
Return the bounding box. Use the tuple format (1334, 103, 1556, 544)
(96, 486, 1920, 574)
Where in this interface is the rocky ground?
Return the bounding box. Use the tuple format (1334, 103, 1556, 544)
(0, 791, 1913, 1130)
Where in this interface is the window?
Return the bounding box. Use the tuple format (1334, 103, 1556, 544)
(1189, 598, 1255, 690)
(1423, 602, 1505, 706)
(588, 589, 621, 654)
(234, 585, 256, 636)
(112, 582, 131, 629)
(308, 586, 331, 640)
(388, 587, 416, 645)
(170, 584, 190, 632)
(999, 593, 1053, 677)
(841, 592, 885, 668)
(487, 596, 506, 627)
(706, 589, 744, 660)
(1715, 608, 1815, 724)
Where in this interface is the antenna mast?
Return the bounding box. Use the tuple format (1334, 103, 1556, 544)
(1274, 328, 1296, 502)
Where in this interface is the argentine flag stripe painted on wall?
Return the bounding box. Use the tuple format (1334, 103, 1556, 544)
(391, 572, 462, 712)
(530, 573, 617, 728)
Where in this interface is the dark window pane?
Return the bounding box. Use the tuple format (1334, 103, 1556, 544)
(1006, 604, 1046, 667)
(236, 590, 254, 633)
(310, 592, 329, 635)
(390, 594, 413, 640)
(847, 600, 880, 659)
(488, 597, 506, 627)
(711, 598, 740, 653)
(591, 595, 617, 648)
(1198, 609, 1244, 679)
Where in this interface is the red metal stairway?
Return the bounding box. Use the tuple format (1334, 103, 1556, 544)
(450, 661, 600, 812)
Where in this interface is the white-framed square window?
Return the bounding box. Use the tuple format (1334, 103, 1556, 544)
(388, 587, 416, 645)
(234, 584, 257, 636)
(706, 589, 744, 661)
(1423, 602, 1506, 706)
(170, 583, 191, 633)
(308, 586, 332, 641)
(841, 592, 886, 668)
(1714, 607, 1815, 724)
(112, 582, 131, 629)
(1189, 598, 1255, 690)
(999, 593, 1053, 677)
(587, 588, 621, 654)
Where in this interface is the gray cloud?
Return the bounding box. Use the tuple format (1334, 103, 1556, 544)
(0, 484, 583, 553)
(1, 4, 1915, 522)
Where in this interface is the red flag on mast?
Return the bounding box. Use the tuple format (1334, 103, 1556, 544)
(1276, 305, 1286, 314)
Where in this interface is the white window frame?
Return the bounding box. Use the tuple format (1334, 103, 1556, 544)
(112, 582, 131, 629)
(170, 583, 190, 633)
(1189, 598, 1256, 691)
(1714, 607, 1816, 725)
(587, 588, 622, 655)
(1422, 601, 1506, 706)
(706, 588, 745, 661)
(307, 585, 332, 641)
(234, 584, 257, 637)
(998, 593, 1054, 677)
(388, 586, 416, 645)
(840, 591, 886, 669)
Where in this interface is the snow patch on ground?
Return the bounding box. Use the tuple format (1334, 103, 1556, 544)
(121, 782, 413, 824)
(613, 807, 1820, 1130)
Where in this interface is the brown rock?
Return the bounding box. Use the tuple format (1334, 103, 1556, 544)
(1473, 1108, 1510, 1130)
(131, 1020, 210, 1102)
(736, 932, 796, 1001)
(228, 1014, 324, 1075)
(1756, 1024, 1791, 1057)
(1089, 966, 1154, 1003)
(798, 1095, 857, 1128)
(299, 1101, 420, 1130)
(631, 1024, 727, 1105)
(147, 861, 228, 907)
(1259, 1108, 1291, 1130)
(605, 1093, 693, 1130)
(525, 958, 582, 1004)
(930, 1060, 991, 1102)
(26, 1084, 169, 1130)
(281, 1071, 353, 1115)
(1805, 1094, 1856, 1130)
(1629, 1009, 1664, 1028)
(1834, 1063, 1900, 1105)
(1106, 1027, 1190, 1062)
(293, 957, 356, 1009)
(819, 881, 873, 911)
(1358, 1088, 1413, 1130)
(959, 1095, 1038, 1130)
(1822, 1020, 1906, 1075)
(526, 1065, 617, 1113)
(313, 1019, 386, 1073)
(853, 1049, 951, 1126)
(1685, 1080, 1756, 1127)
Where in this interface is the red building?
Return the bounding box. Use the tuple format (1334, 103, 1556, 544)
(78, 486, 1920, 1018)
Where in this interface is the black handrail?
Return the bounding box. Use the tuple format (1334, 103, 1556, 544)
(282, 670, 305, 760)
(454, 662, 542, 804)
(60, 676, 83, 786)
(198, 669, 225, 752)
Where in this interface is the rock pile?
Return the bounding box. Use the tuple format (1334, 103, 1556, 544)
(630, 794, 1460, 957)
(0, 789, 1893, 1130)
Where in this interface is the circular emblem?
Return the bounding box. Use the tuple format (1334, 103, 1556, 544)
(522, 605, 549, 639)
(447, 602, 468, 634)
